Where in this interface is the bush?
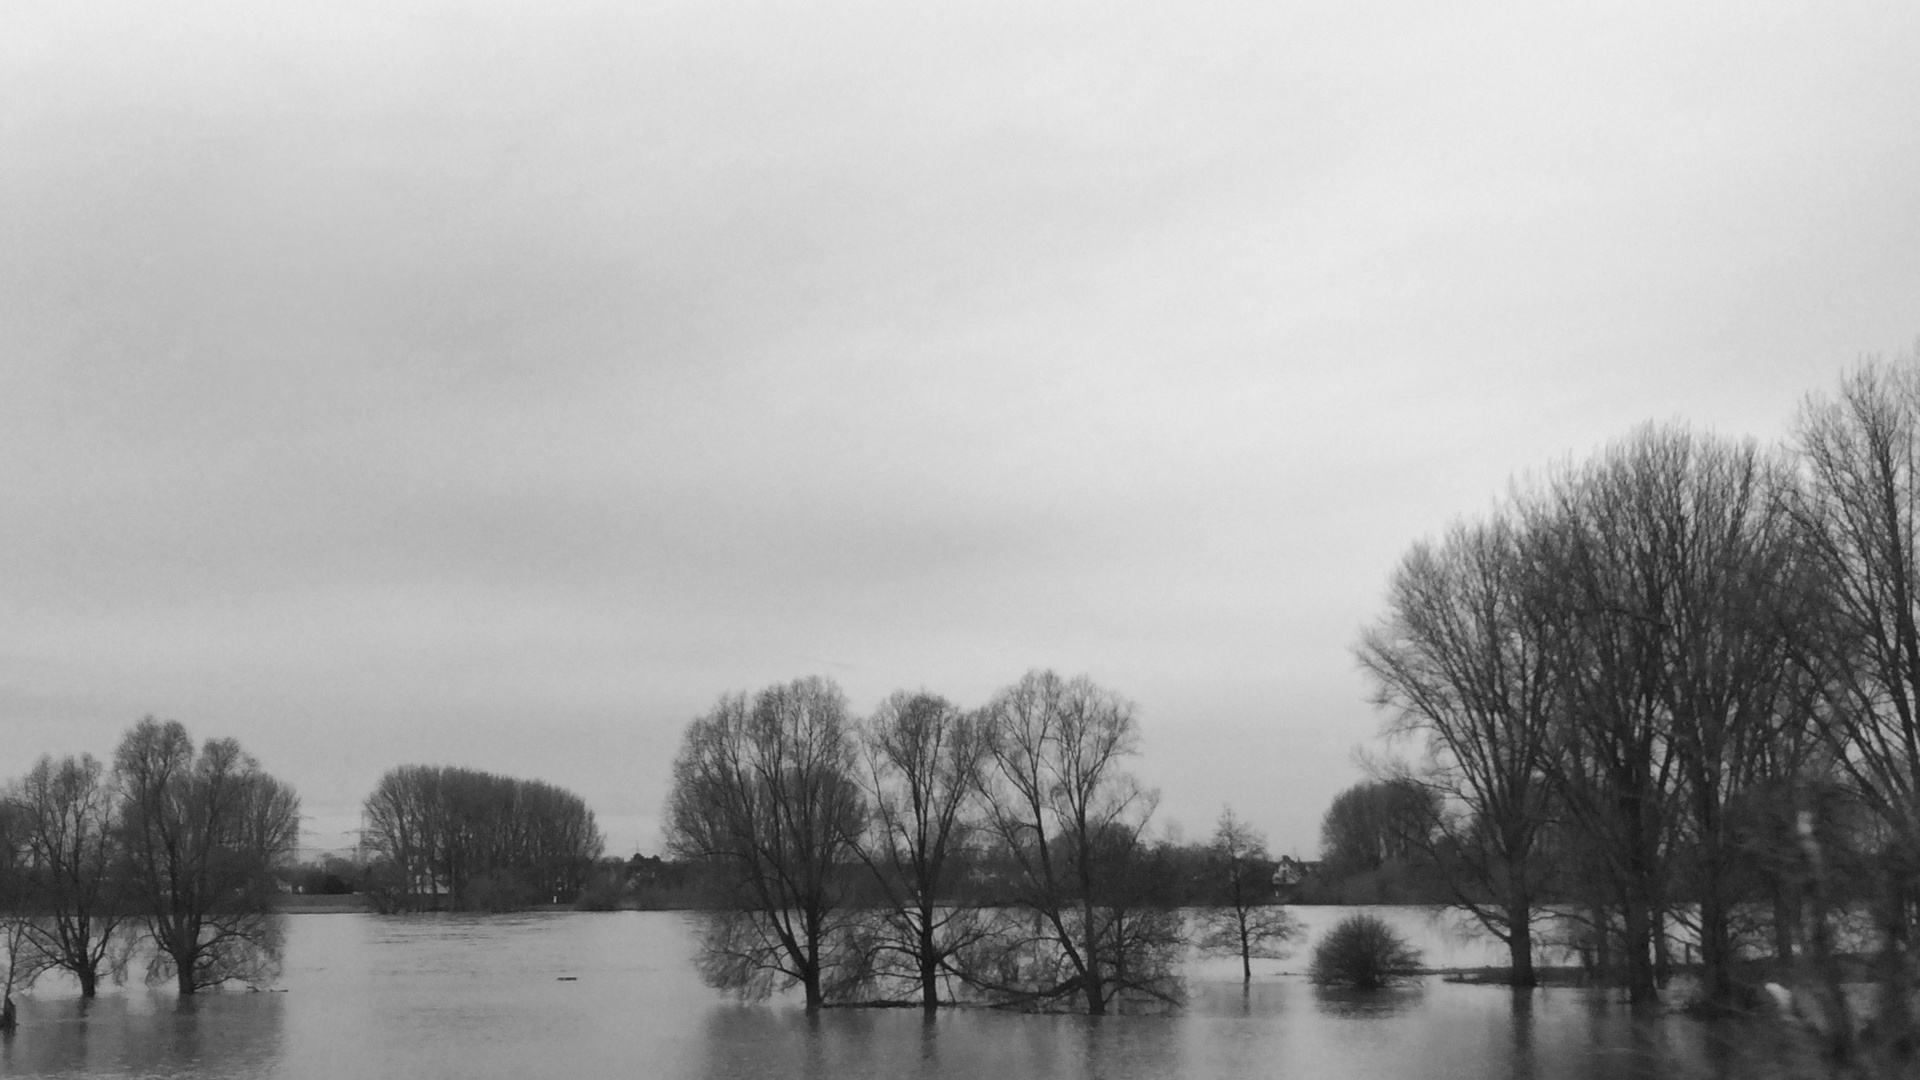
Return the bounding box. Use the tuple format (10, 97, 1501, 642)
(1308, 913, 1423, 989)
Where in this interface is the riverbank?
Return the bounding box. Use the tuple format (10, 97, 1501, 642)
(275, 893, 371, 913)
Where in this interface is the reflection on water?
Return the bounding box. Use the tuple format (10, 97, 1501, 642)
(1311, 982, 1427, 1019)
(3, 991, 286, 1079)
(0, 910, 1838, 1080)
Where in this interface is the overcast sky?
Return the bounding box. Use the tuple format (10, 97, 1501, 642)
(5, 0, 1919, 859)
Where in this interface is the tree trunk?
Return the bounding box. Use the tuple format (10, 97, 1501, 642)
(1240, 912, 1253, 981)
(803, 921, 823, 1010)
(1506, 911, 1536, 988)
(1624, 897, 1657, 1003)
(919, 907, 939, 1011)
(78, 966, 97, 999)
(1082, 903, 1106, 1015)
(1651, 906, 1672, 989)
(1771, 881, 1796, 963)
(1699, 889, 1733, 1005)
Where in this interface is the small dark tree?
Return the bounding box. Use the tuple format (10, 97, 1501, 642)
(1308, 912, 1423, 990)
(1191, 807, 1300, 980)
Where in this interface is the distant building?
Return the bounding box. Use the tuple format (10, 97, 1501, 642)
(1273, 856, 1318, 889)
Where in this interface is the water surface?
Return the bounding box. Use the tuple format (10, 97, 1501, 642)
(0, 909, 1821, 1079)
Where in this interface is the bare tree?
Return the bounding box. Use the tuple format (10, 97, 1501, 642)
(852, 690, 991, 1010)
(1524, 425, 1809, 1003)
(665, 676, 866, 1009)
(1357, 513, 1557, 984)
(979, 670, 1179, 1014)
(0, 798, 48, 1031)
(12, 754, 132, 997)
(1526, 437, 1687, 1003)
(1191, 807, 1299, 981)
(114, 718, 300, 995)
(1793, 351, 1920, 1043)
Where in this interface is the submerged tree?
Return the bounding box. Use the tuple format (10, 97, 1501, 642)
(852, 690, 992, 1010)
(979, 670, 1181, 1014)
(1308, 912, 1423, 990)
(666, 677, 867, 1009)
(0, 798, 46, 1030)
(1190, 807, 1299, 981)
(13, 754, 132, 997)
(114, 718, 300, 994)
(1357, 512, 1558, 985)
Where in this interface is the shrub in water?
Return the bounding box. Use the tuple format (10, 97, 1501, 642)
(1308, 913, 1423, 989)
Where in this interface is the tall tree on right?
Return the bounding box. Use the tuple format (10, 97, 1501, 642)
(1793, 351, 1920, 1041)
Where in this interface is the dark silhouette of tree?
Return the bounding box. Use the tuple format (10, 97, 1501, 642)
(1530, 426, 1810, 1003)
(1317, 778, 1437, 882)
(1190, 807, 1299, 981)
(1357, 512, 1558, 985)
(361, 765, 603, 910)
(666, 676, 866, 1009)
(978, 670, 1180, 1014)
(1308, 912, 1422, 989)
(0, 797, 45, 1030)
(12, 754, 131, 997)
(1793, 352, 1920, 1042)
(114, 718, 299, 995)
(852, 690, 992, 1010)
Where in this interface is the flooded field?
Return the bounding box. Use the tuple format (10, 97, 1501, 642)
(0, 908, 1824, 1079)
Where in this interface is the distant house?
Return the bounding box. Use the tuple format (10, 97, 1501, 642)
(1273, 856, 1318, 889)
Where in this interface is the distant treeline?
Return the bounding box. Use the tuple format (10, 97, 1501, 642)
(0, 718, 298, 1018)
(1343, 348, 1920, 1063)
(359, 765, 604, 911)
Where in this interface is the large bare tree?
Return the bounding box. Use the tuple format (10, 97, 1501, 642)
(979, 670, 1179, 1014)
(13, 754, 131, 997)
(1793, 352, 1920, 1037)
(114, 718, 300, 995)
(665, 676, 866, 1009)
(852, 690, 991, 1010)
(1357, 512, 1559, 985)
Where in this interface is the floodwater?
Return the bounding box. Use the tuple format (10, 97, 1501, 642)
(0, 908, 1827, 1079)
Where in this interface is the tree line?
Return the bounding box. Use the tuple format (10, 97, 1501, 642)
(1352, 350, 1920, 1053)
(665, 670, 1299, 1013)
(358, 764, 605, 910)
(0, 718, 299, 1023)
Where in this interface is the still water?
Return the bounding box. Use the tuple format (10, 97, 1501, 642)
(0, 908, 1823, 1079)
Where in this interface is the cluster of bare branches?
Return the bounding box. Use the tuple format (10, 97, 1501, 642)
(360, 765, 603, 911)
(0, 717, 299, 1019)
(665, 670, 1230, 1013)
(1356, 347, 1920, 1070)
